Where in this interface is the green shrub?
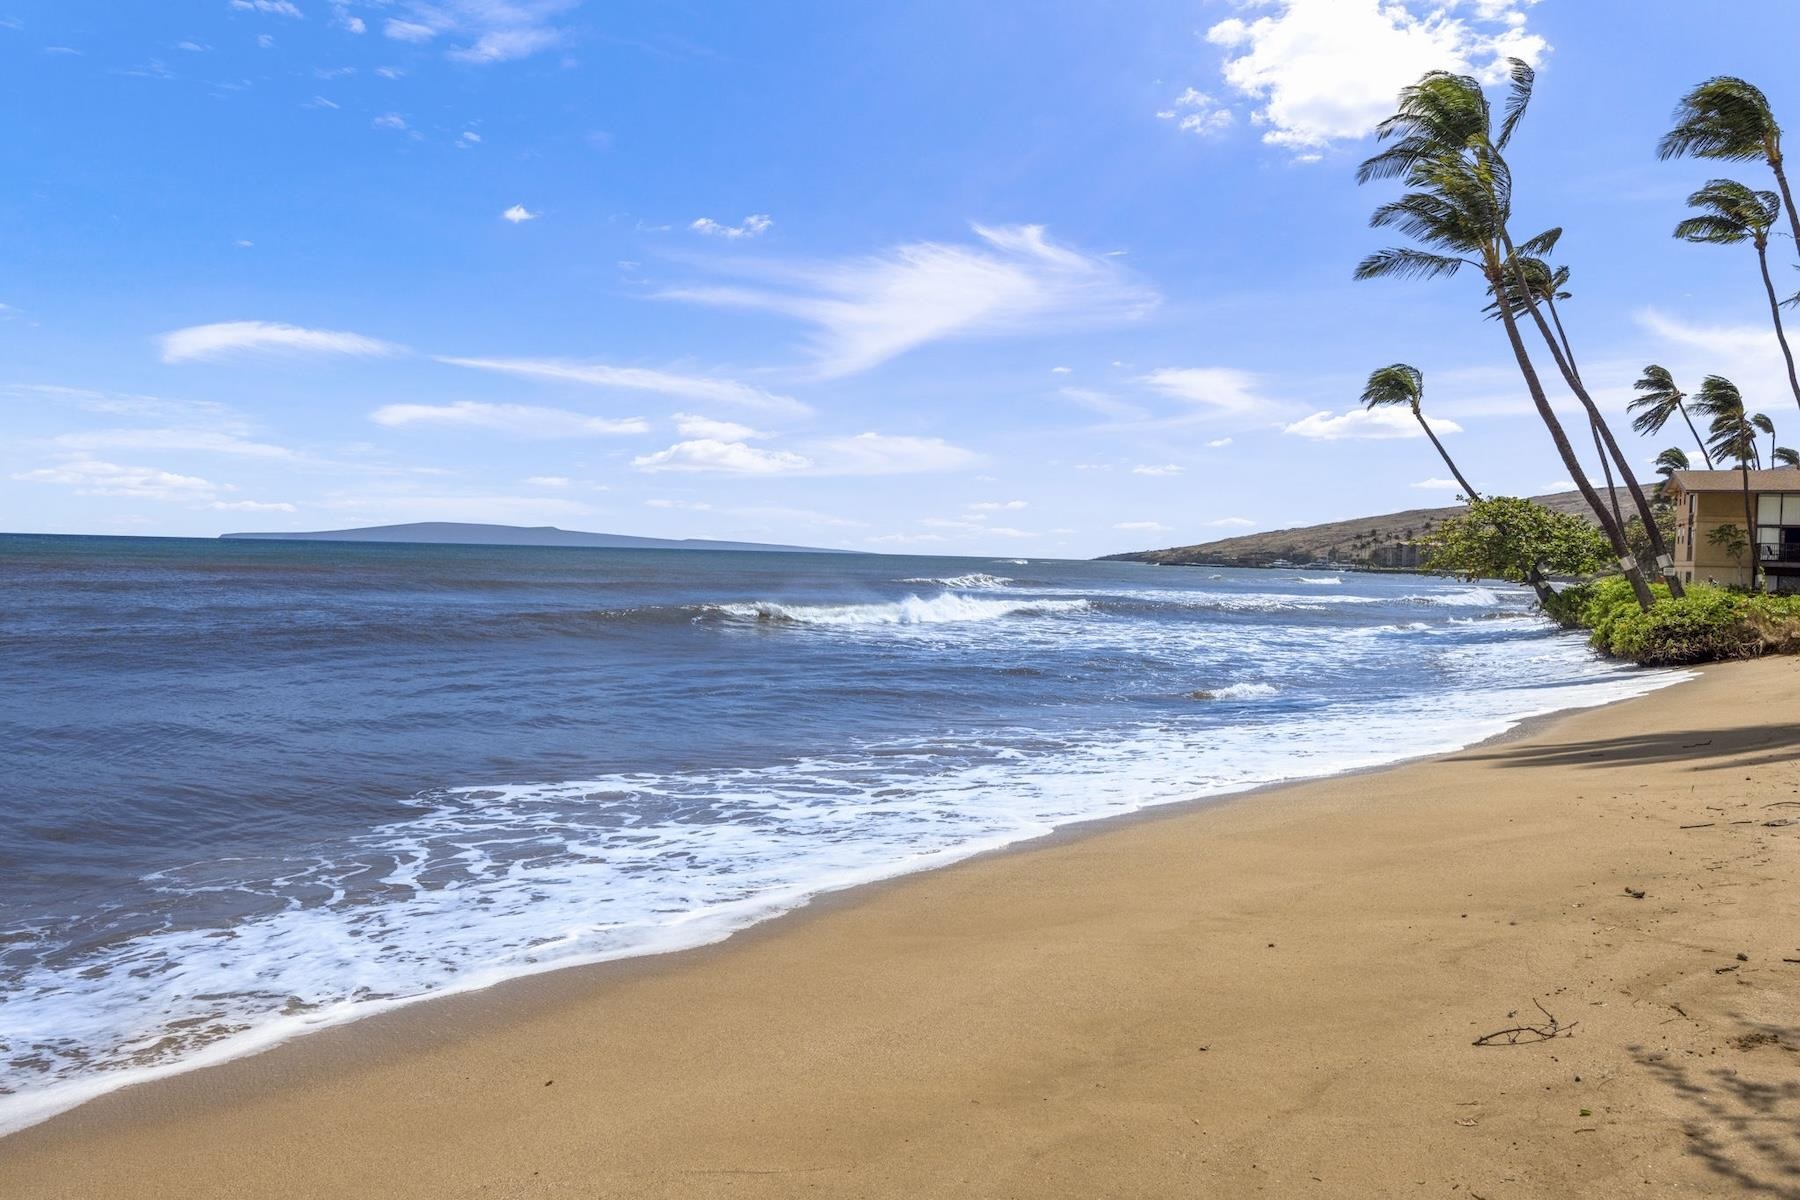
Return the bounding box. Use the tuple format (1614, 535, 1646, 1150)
(1601, 586, 1761, 666)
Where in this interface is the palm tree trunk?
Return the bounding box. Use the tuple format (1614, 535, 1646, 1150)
(1487, 261, 1656, 610)
(1742, 461, 1760, 591)
(1415, 412, 1479, 500)
(1680, 403, 1715, 468)
(1590, 417, 1626, 532)
(1501, 236, 1683, 597)
(1768, 149, 1800, 261)
(1755, 241, 1800, 413)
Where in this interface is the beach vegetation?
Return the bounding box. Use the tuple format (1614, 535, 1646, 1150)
(1707, 522, 1749, 565)
(1422, 496, 1609, 594)
(1360, 364, 1479, 500)
(1632, 367, 1713, 468)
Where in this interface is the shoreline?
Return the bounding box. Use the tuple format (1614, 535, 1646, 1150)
(0, 659, 1685, 1143)
(6, 656, 1798, 1196)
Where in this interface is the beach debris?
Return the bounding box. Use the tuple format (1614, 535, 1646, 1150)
(1455, 1117, 1480, 1127)
(1729, 1030, 1780, 1051)
(1624, 887, 1646, 899)
(1736, 952, 1749, 961)
(1679, 822, 1715, 830)
(1713, 964, 1740, 974)
(1473, 1000, 1577, 1046)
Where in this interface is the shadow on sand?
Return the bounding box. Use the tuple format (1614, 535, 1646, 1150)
(1458, 723, 1800, 774)
(1631, 1021, 1800, 1197)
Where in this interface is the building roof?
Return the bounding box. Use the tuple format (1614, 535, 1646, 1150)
(1668, 467, 1800, 494)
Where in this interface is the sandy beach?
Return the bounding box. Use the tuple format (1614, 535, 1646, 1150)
(4, 655, 1798, 1198)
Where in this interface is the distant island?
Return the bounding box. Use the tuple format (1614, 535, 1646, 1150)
(220, 522, 854, 555)
(1102, 488, 1627, 570)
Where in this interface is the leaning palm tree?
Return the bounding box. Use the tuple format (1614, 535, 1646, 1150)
(1631, 365, 1714, 467)
(1652, 447, 1689, 505)
(1355, 64, 1657, 609)
(1360, 363, 1480, 499)
(1659, 77, 1800, 253)
(1753, 412, 1776, 468)
(1697, 375, 1763, 588)
(1673, 180, 1800, 412)
(1775, 446, 1800, 468)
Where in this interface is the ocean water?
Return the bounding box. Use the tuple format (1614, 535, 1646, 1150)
(0, 534, 1684, 1134)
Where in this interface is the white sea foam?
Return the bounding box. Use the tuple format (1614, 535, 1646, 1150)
(898, 573, 1013, 589)
(710, 594, 1085, 626)
(1209, 682, 1279, 700)
(1298, 575, 1343, 585)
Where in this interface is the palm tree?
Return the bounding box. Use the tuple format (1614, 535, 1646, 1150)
(1659, 77, 1800, 254)
(1673, 179, 1800, 412)
(1696, 375, 1763, 588)
(1753, 412, 1776, 468)
(1653, 447, 1690, 502)
(1355, 63, 1657, 609)
(1775, 446, 1800, 468)
(1631, 365, 1714, 467)
(1360, 363, 1480, 499)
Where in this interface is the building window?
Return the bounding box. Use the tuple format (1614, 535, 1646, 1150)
(1755, 492, 1800, 564)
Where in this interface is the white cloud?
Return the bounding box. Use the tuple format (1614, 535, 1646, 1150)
(1412, 477, 1462, 490)
(691, 214, 773, 240)
(384, 19, 438, 42)
(372, 112, 408, 131)
(525, 475, 571, 487)
(1205, 0, 1547, 154)
(645, 498, 713, 510)
(1283, 407, 1462, 440)
(257, 33, 276, 48)
(867, 532, 950, 545)
(674, 413, 762, 440)
(501, 203, 538, 223)
(806, 432, 979, 476)
(1541, 479, 1576, 493)
(1114, 520, 1170, 532)
(1139, 367, 1271, 413)
(159, 320, 398, 363)
(1207, 437, 1233, 448)
(1059, 386, 1150, 421)
(1635, 308, 1777, 359)
(369, 401, 649, 437)
(1050, 365, 1072, 374)
(439, 355, 809, 415)
(333, 6, 365, 34)
(630, 431, 977, 477)
(1131, 463, 1183, 476)
(662, 222, 1158, 378)
(632, 439, 811, 475)
(1206, 517, 1257, 528)
(459, 130, 482, 146)
(1156, 88, 1233, 137)
(969, 499, 1027, 511)
(230, 0, 302, 16)
(16, 457, 222, 501)
(52, 428, 296, 459)
(306, 95, 340, 109)
(378, 1, 575, 62)
(209, 499, 297, 512)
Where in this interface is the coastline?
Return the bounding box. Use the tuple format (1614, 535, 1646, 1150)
(5, 656, 1798, 1196)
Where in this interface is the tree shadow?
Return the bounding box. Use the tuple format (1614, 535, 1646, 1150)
(1459, 724, 1800, 773)
(1631, 1021, 1800, 1197)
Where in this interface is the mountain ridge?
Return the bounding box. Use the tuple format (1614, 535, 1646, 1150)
(219, 521, 855, 554)
(1099, 489, 1633, 569)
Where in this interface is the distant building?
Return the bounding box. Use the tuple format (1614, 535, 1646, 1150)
(1666, 468, 1800, 591)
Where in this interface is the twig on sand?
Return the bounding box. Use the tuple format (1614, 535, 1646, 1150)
(1473, 1000, 1577, 1046)
(1680, 822, 1715, 829)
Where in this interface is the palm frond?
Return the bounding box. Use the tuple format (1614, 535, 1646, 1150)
(1360, 363, 1424, 411)
(1353, 248, 1468, 282)
(1494, 58, 1535, 150)
(1658, 76, 1777, 163)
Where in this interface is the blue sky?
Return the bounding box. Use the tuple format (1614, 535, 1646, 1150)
(7, 0, 1800, 556)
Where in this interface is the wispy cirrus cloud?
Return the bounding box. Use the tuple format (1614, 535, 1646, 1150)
(631, 431, 978, 477)
(1283, 407, 1461, 440)
(438, 355, 809, 415)
(369, 400, 648, 437)
(1138, 366, 1273, 414)
(661, 223, 1159, 378)
(375, 0, 579, 63)
(158, 320, 400, 363)
(691, 214, 772, 239)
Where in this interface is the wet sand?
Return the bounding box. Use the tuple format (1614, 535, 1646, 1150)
(4, 656, 1799, 1198)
